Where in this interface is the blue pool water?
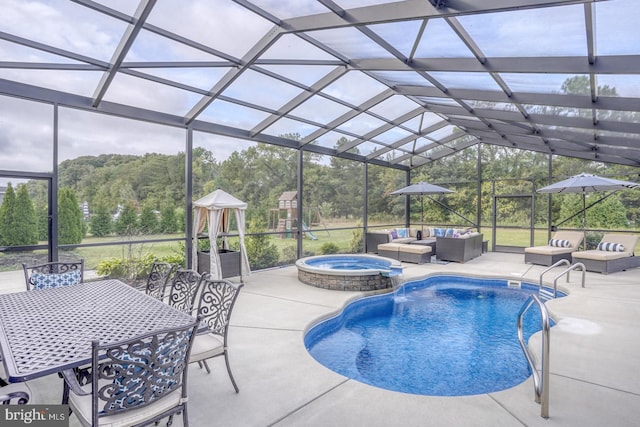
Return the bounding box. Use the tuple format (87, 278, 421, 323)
(302, 255, 403, 276)
(305, 275, 561, 396)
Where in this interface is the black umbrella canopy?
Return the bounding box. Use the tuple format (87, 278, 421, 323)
(537, 173, 640, 247)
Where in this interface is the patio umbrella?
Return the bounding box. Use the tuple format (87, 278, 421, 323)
(391, 182, 455, 232)
(537, 173, 639, 247)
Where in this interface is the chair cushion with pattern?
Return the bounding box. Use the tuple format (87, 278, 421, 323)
(597, 242, 625, 252)
(31, 270, 81, 290)
(549, 238, 571, 248)
(108, 337, 187, 412)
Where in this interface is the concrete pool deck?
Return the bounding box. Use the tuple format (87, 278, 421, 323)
(4, 252, 640, 426)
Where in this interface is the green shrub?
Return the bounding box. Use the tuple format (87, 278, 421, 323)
(96, 253, 176, 283)
(319, 242, 340, 254)
(281, 246, 298, 264)
(349, 223, 364, 253)
(245, 220, 279, 270)
(586, 232, 604, 250)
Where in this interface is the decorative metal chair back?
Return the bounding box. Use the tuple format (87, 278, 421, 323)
(167, 269, 202, 314)
(197, 277, 244, 340)
(190, 275, 243, 392)
(64, 319, 199, 426)
(22, 260, 84, 290)
(145, 261, 176, 301)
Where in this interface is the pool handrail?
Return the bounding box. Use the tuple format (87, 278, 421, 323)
(552, 263, 586, 297)
(517, 294, 550, 419)
(538, 259, 571, 298)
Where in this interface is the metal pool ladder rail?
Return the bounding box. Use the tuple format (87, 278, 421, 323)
(517, 294, 550, 419)
(538, 259, 586, 299)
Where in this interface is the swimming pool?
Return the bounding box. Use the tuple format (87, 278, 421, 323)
(305, 275, 562, 396)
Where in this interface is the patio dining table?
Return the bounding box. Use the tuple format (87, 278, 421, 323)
(0, 279, 196, 383)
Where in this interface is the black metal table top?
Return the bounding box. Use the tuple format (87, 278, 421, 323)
(0, 279, 196, 383)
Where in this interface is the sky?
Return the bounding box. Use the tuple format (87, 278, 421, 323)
(1, 0, 639, 177)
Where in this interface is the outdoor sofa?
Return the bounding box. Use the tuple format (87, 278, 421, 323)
(571, 233, 640, 274)
(365, 228, 419, 251)
(524, 231, 584, 266)
(367, 227, 483, 263)
(435, 232, 483, 263)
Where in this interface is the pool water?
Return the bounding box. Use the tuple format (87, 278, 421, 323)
(305, 276, 559, 396)
(304, 256, 393, 271)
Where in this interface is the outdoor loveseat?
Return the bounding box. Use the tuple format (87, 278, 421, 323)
(366, 227, 483, 263)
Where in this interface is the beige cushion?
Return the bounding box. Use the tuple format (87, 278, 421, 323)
(69, 384, 184, 427)
(572, 233, 638, 261)
(551, 231, 584, 249)
(398, 245, 431, 254)
(189, 333, 224, 363)
(524, 230, 584, 254)
(378, 243, 406, 251)
(572, 250, 630, 261)
(599, 233, 638, 255)
(393, 237, 417, 244)
(525, 246, 574, 255)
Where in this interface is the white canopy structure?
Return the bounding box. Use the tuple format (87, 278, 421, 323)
(192, 190, 250, 280)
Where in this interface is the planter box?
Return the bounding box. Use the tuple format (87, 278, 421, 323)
(197, 249, 241, 278)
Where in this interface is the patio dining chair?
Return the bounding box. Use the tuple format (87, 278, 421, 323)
(189, 275, 244, 393)
(144, 261, 176, 301)
(1, 364, 34, 404)
(61, 318, 200, 427)
(22, 260, 84, 291)
(0, 383, 32, 405)
(166, 269, 203, 314)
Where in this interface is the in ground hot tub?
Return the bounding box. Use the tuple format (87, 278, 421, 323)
(295, 254, 402, 291)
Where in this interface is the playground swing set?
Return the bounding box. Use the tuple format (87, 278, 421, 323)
(268, 191, 328, 240)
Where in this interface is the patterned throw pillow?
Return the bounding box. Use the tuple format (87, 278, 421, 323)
(397, 228, 408, 238)
(434, 228, 445, 237)
(31, 270, 81, 290)
(548, 239, 570, 248)
(445, 228, 455, 237)
(597, 242, 625, 252)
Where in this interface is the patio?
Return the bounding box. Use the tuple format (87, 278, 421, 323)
(7, 252, 640, 427)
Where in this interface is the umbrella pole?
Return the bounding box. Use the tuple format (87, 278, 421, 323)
(421, 195, 424, 235)
(582, 192, 587, 250)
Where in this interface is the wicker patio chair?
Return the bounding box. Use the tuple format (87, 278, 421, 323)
(144, 261, 176, 301)
(22, 260, 84, 290)
(61, 318, 200, 427)
(189, 275, 244, 393)
(166, 269, 202, 314)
